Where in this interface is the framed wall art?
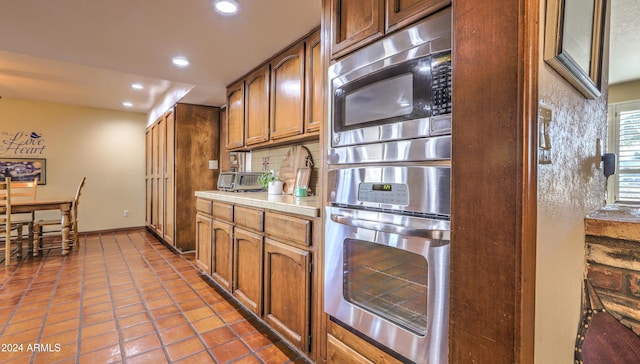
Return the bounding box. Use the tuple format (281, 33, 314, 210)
(544, 0, 608, 99)
(0, 158, 46, 185)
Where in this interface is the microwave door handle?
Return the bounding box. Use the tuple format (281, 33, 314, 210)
(330, 213, 450, 240)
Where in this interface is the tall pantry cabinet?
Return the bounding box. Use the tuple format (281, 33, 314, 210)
(146, 103, 220, 252)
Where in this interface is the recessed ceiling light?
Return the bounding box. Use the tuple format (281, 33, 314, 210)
(122, 101, 133, 107)
(131, 83, 144, 90)
(214, 0, 239, 15)
(171, 56, 190, 67)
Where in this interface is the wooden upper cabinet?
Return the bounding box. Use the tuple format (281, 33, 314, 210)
(270, 42, 305, 140)
(330, 0, 384, 58)
(245, 64, 270, 146)
(226, 80, 245, 150)
(329, 0, 451, 58)
(305, 30, 322, 134)
(385, 0, 451, 32)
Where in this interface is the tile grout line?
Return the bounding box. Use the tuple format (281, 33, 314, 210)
(114, 231, 179, 362)
(124, 231, 222, 363)
(92, 231, 128, 362)
(0, 249, 48, 336)
(140, 233, 302, 364)
(73, 233, 87, 364)
(31, 250, 71, 364)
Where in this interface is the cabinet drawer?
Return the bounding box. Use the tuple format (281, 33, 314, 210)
(212, 202, 234, 222)
(196, 198, 212, 214)
(264, 212, 311, 247)
(234, 206, 264, 232)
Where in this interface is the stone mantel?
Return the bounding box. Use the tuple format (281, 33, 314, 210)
(586, 205, 640, 241)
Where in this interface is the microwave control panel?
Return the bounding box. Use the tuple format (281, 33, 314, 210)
(431, 51, 452, 116)
(358, 183, 409, 205)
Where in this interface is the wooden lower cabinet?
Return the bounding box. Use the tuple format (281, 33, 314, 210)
(327, 333, 374, 364)
(233, 228, 263, 315)
(195, 199, 323, 361)
(327, 321, 404, 364)
(212, 220, 233, 292)
(264, 238, 311, 352)
(195, 212, 212, 275)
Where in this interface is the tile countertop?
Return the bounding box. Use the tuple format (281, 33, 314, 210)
(195, 190, 321, 218)
(585, 204, 640, 241)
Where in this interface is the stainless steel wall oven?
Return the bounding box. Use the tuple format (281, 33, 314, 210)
(324, 7, 452, 364)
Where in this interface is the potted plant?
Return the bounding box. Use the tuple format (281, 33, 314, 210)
(258, 171, 283, 195)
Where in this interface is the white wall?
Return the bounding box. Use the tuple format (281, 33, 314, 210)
(609, 79, 640, 104)
(535, 2, 609, 362)
(0, 97, 147, 232)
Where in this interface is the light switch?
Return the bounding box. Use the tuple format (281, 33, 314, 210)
(208, 160, 218, 170)
(538, 106, 552, 164)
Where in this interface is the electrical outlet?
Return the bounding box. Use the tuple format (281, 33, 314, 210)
(124, 210, 129, 217)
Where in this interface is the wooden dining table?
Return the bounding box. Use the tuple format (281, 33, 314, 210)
(0, 199, 74, 256)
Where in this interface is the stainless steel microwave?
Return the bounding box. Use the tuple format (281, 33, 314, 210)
(328, 7, 452, 149)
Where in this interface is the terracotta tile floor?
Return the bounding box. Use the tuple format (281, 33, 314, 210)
(0, 229, 307, 363)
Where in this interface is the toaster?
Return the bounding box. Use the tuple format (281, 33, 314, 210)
(217, 172, 263, 192)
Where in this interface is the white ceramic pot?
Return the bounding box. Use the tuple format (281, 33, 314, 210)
(267, 181, 284, 195)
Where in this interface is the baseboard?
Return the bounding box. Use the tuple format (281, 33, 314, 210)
(79, 226, 147, 235)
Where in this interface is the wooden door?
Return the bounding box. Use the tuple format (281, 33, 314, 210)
(226, 80, 245, 149)
(233, 228, 263, 316)
(145, 130, 153, 227)
(212, 220, 233, 292)
(264, 238, 311, 352)
(385, 0, 451, 32)
(163, 109, 175, 245)
(270, 42, 305, 140)
(330, 0, 384, 59)
(151, 122, 160, 233)
(157, 116, 166, 235)
(305, 29, 322, 134)
(245, 64, 270, 146)
(195, 212, 212, 275)
(173, 104, 218, 252)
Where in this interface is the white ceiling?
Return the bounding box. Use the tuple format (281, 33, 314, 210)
(0, 0, 637, 119)
(0, 0, 321, 117)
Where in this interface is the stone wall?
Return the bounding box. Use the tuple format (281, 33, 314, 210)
(586, 234, 640, 335)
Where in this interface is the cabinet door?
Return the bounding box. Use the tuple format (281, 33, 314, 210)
(151, 121, 161, 233)
(327, 334, 374, 364)
(163, 109, 175, 245)
(158, 116, 166, 235)
(330, 0, 384, 59)
(305, 30, 322, 134)
(233, 228, 263, 315)
(245, 64, 270, 145)
(270, 42, 305, 140)
(385, 0, 451, 32)
(195, 213, 212, 275)
(264, 238, 311, 352)
(212, 220, 233, 292)
(145, 130, 153, 227)
(226, 80, 245, 149)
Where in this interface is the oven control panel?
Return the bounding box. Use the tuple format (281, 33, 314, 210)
(358, 183, 409, 205)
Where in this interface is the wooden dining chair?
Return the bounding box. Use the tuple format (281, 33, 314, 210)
(34, 177, 86, 255)
(0, 178, 24, 265)
(8, 178, 38, 249)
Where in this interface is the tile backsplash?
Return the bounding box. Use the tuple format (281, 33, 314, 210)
(250, 141, 320, 195)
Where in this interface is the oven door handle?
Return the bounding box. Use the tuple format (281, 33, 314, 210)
(330, 213, 450, 240)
